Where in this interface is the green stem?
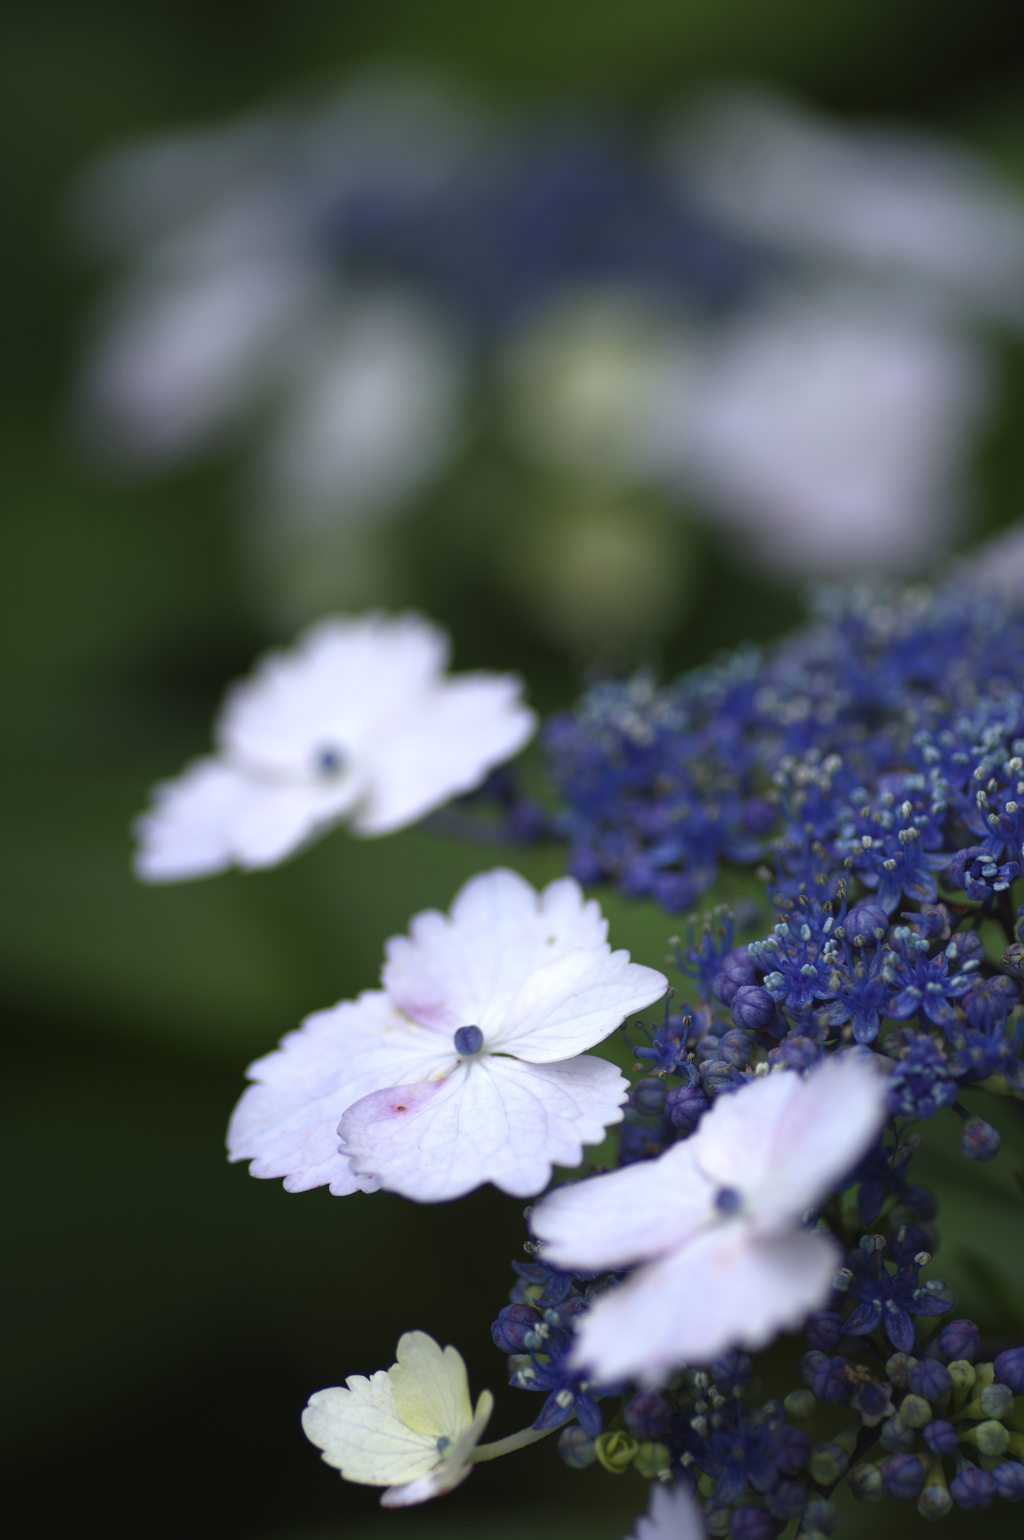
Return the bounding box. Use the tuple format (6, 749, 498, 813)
(472, 1424, 556, 1462)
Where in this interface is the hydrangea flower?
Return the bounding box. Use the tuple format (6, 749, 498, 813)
(302, 1331, 495, 1507)
(134, 612, 536, 880)
(626, 1482, 705, 1540)
(532, 1056, 887, 1382)
(228, 868, 667, 1201)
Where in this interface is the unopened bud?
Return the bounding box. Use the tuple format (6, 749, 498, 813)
(784, 1388, 816, 1420)
(632, 1441, 671, 1479)
(594, 1430, 638, 1473)
(900, 1394, 933, 1429)
(963, 1419, 1011, 1459)
(848, 1462, 884, 1502)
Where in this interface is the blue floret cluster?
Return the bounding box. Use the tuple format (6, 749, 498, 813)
(485, 580, 1024, 1533)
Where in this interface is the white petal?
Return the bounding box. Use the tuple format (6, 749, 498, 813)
(691, 1055, 888, 1232)
(532, 1140, 714, 1271)
(629, 1483, 706, 1540)
(571, 1224, 840, 1383)
(133, 755, 358, 880)
(380, 1392, 494, 1509)
(340, 1052, 628, 1202)
(382, 869, 612, 1035)
(352, 675, 537, 836)
(218, 612, 449, 776)
(227, 991, 455, 1194)
(492, 946, 667, 1062)
(301, 1370, 438, 1486)
(133, 757, 249, 881)
(388, 1332, 473, 1438)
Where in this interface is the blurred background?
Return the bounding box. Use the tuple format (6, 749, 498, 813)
(5, 3, 1024, 1537)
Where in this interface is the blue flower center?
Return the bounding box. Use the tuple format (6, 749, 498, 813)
(715, 1186, 742, 1215)
(454, 1025, 485, 1056)
(314, 744, 345, 777)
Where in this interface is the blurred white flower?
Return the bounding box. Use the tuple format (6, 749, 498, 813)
(532, 1055, 886, 1383)
(646, 289, 987, 576)
(302, 1331, 494, 1507)
(627, 1483, 706, 1540)
(228, 867, 667, 1201)
(262, 294, 464, 532)
(962, 520, 1024, 599)
(134, 612, 535, 881)
(677, 90, 1024, 322)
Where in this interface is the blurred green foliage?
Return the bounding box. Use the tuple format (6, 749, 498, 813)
(5, 3, 1024, 1539)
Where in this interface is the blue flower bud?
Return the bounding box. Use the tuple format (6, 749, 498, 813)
(557, 1424, 598, 1468)
(992, 1460, 1024, 1501)
(994, 1346, 1024, 1393)
(1001, 941, 1024, 980)
(811, 1356, 852, 1405)
(768, 1424, 811, 1474)
(700, 1059, 737, 1096)
(729, 1504, 777, 1540)
(910, 1359, 951, 1401)
(810, 1442, 849, 1485)
(769, 1035, 822, 1073)
(962, 974, 1019, 1030)
(950, 1463, 997, 1509)
(922, 1419, 960, 1456)
(716, 1028, 756, 1066)
(711, 1350, 753, 1394)
(799, 1350, 826, 1388)
(783, 1389, 816, 1420)
(731, 985, 777, 1032)
(631, 1078, 668, 1115)
(962, 1115, 1001, 1162)
(623, 1388, 671, 1440)
(804, 1311, 844, 1351)
(845, 904, 889, 945)
(879, 1453, 926, 1500)
(977, 1380, 1014, 1419)
(665, 1082, 708, 1130)
(939, 1319, 981, 1362)
(947, 930, 986, 967)
(847, 1463, 883, 1502)
(879, 1415, 915, 1453)
(712, 947, 758, 1005)
(885, 1352, 918, 1389)
(492, 1303, 543, 1353)
(917, 1480, 953, 1519)
(801, 1497, 838, 1537)
(767, 1480, 807, 1522)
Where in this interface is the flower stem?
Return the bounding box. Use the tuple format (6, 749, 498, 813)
(472, 1424, 556, 1462)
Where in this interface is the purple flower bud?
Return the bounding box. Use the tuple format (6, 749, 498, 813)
(991, 1460, 1024, 1501)
(811, 1356, 853, 1405)
(879, 1453, 926, 1500)
(922, 1419, 960, 1456)
(729, 1504, 778, 1540)
(910, 1359, 952, 1401)
(801, 1497, 838, 1536)
(768, 1035, 823, 1072)
(767, 1480, 807, 1522)
(845, 904, 889, 945)
(805, 1310, 844, 1352)
(950, 1464, 997, 1510)
(731, 984, 778, 1032)
(557, 1423, 597, 1468)
(962, 974, 1019, 1030)
(799, 1349, 827, 1387)
(711, 1350, 754, 1393)
(623, 1388, 671, 1440)
(768, 1425, 811, 1474)
(1001, 941, 1024, 980)
(712, 947, 758, 1005)
(665, 1082, 708, 1131)
(848, 1463, 883, 1502)
(939, 1319, 981, 1362)
(716, 1028, 756, 1066)
(994, 1347, 1024, 1394)
(631, 1078, 667, 1115)
(947, 930, 986, 967)
(961, 1116, 1001, 1162)
(492, 1303, 542, 1353)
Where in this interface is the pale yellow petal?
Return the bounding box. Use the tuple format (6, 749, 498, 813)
(301, 1370, 438, 1486)
(380, 1389, 494, 1508)
(388, 1331, 473, 1437)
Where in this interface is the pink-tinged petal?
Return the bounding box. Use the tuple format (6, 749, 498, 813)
(571, 1224, 840, 1384)
(340, 1053, 628, 1202)
(492, 947, 667, 1062)
(533, 1140, 714, 1271)
(691, 1056, 888, 1232)
(227, 991, 454, 1193)
(353, 675, 536, 836)
(629, 1483, 706, 1540)
(382, 869, 611, 1034)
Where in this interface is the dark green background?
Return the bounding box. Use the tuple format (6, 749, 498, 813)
(4, 4, 1024, 1537)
